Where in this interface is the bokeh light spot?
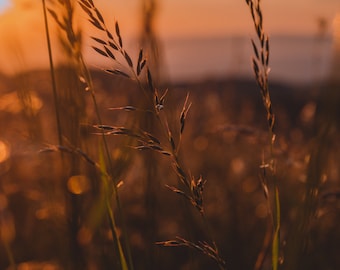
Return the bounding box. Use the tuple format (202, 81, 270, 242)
(0, 91, 43, 114)
(230, 157, 245, 175)
(0, 140, 10, 163)
(67, 175, 90, 195)
(300, 101, 316, 124)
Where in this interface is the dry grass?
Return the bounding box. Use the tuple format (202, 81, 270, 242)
(245, 1, 280, 269)
(78, 0, 226, 268)
(0, 1, 339, 270)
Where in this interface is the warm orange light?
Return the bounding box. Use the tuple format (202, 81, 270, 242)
(0, 91, 42, 114)
(0, 140, 10, 163)
(67, 175, 90, 195)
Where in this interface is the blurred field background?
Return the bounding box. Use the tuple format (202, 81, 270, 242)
(0, 0, 340, 269)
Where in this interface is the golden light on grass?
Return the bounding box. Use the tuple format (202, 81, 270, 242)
(0, 0, 338, 268)
(0, 91, 42, 114)
(0, 92, 21, 113)
(0, 140, 10, 163)
(67, 175, 90, 195)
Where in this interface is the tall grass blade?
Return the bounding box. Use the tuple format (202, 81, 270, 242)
(272, 187, 280, 270)
(41, 0, 63, 145)
(98, 142, 129, 270)
(245, 1, 281, 269)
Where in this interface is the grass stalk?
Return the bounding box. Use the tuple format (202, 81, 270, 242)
(79, 0, 226, 267)
(42, 0, 63, 145)
(98, 142, 128, 270)
(82, 28, 135, 270)
(245, 0, 280, 269)
(2, 0, 338, 269)
(46, 1, 134, 269)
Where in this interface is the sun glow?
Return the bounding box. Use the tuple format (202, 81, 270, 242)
(0, 0, 11, 13)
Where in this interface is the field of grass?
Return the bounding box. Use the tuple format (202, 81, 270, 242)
(0, 0, 339, 269)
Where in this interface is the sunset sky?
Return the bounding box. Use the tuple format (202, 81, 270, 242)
(0, 0, 339, 79)
(76, 0, 339, 38)
(0, 0, 338, 38)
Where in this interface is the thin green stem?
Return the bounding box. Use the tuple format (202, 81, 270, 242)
(80, 54, 135, 270)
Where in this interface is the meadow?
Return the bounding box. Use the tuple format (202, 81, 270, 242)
(0, 0, 339, 269)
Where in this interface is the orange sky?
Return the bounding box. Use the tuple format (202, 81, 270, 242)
(0, 0, 339, 75)
(95, 0, 340, 38)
